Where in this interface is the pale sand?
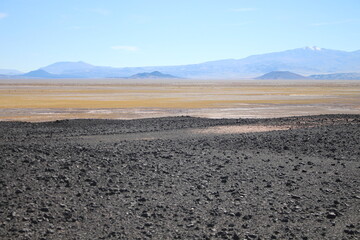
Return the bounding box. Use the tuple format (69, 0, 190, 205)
(191, 125, 292, 134)
(76, 125, 293, 143)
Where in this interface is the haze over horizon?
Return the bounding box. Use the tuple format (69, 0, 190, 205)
(1, 0, 360, 72)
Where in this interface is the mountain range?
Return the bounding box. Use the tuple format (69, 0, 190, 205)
(1, 46, 360, 79)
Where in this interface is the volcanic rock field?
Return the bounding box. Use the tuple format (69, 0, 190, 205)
(1, 115, 359, 239)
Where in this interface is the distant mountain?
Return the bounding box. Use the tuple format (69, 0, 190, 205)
(309, 72, 360, 80)
(22, 69, 58, 78)
(128, 71, 179, 79)
(4, 46, 360, 79)
(41, 61, 142, 78)
(148, 46, 360, 78)
(21, 69, 75, 78)
(256, 71, 308, 80)
(41, 61, 95, 74)
(0, 69, 23, 75)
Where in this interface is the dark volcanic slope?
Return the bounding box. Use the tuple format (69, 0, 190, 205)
(0, 115, 359, 239)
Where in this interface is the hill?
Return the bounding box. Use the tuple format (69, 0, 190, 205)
(21, 69, 75, 78)
(128, 71, 179, 79)
(22, 69, 59, 78)
(256, 71, 308, 80)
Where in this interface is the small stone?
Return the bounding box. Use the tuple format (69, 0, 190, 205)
(40, 207, 49, 212)
(141, 212, 150, 218)
(246, 233, 257, 239)
(85, 178, 97, 186)
(290, 194, 301, 200)
(344, 229, 358, 235)
(207, 223, 214, 228)
(220, 176, 228, 183)
(346, 224, 355, 228)
(233, 233, 240, 240)
(63, 211, 72, 219)
(243, 215, 252, 221)
(89, 181, 97, 186)
(15, 189, 23, 194)
(326, 212, 337, 219)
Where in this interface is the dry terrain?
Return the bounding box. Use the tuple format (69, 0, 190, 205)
(0, 115, 359, 239)
(0, 79, 359, 121)
(1, 79, 359, 239)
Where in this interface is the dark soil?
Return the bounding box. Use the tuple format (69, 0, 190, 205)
(1, 115, 359, 239)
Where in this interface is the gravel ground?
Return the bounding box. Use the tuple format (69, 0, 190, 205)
(0, 115, 359, 239)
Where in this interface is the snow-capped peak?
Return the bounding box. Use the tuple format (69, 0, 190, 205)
(304, 46, 322, 51)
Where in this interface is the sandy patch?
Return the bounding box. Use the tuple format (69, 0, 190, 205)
(77, 124, 293, 144)
(191, 125, 291, 134)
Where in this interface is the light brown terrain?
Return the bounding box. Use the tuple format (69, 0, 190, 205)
(0, 79, 359, 121)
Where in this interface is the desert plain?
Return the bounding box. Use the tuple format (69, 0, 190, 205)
(0, 79, 359, 239)
(0, 79, 359, 121)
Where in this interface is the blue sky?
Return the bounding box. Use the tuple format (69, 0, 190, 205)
(1, 0, 360, 71)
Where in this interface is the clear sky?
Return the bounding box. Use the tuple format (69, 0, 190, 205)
(1, 0, 360, 72)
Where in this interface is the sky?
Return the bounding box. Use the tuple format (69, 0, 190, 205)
(1, 0, 360, 72)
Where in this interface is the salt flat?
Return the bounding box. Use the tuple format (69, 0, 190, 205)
(0, 79, 359, 121)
